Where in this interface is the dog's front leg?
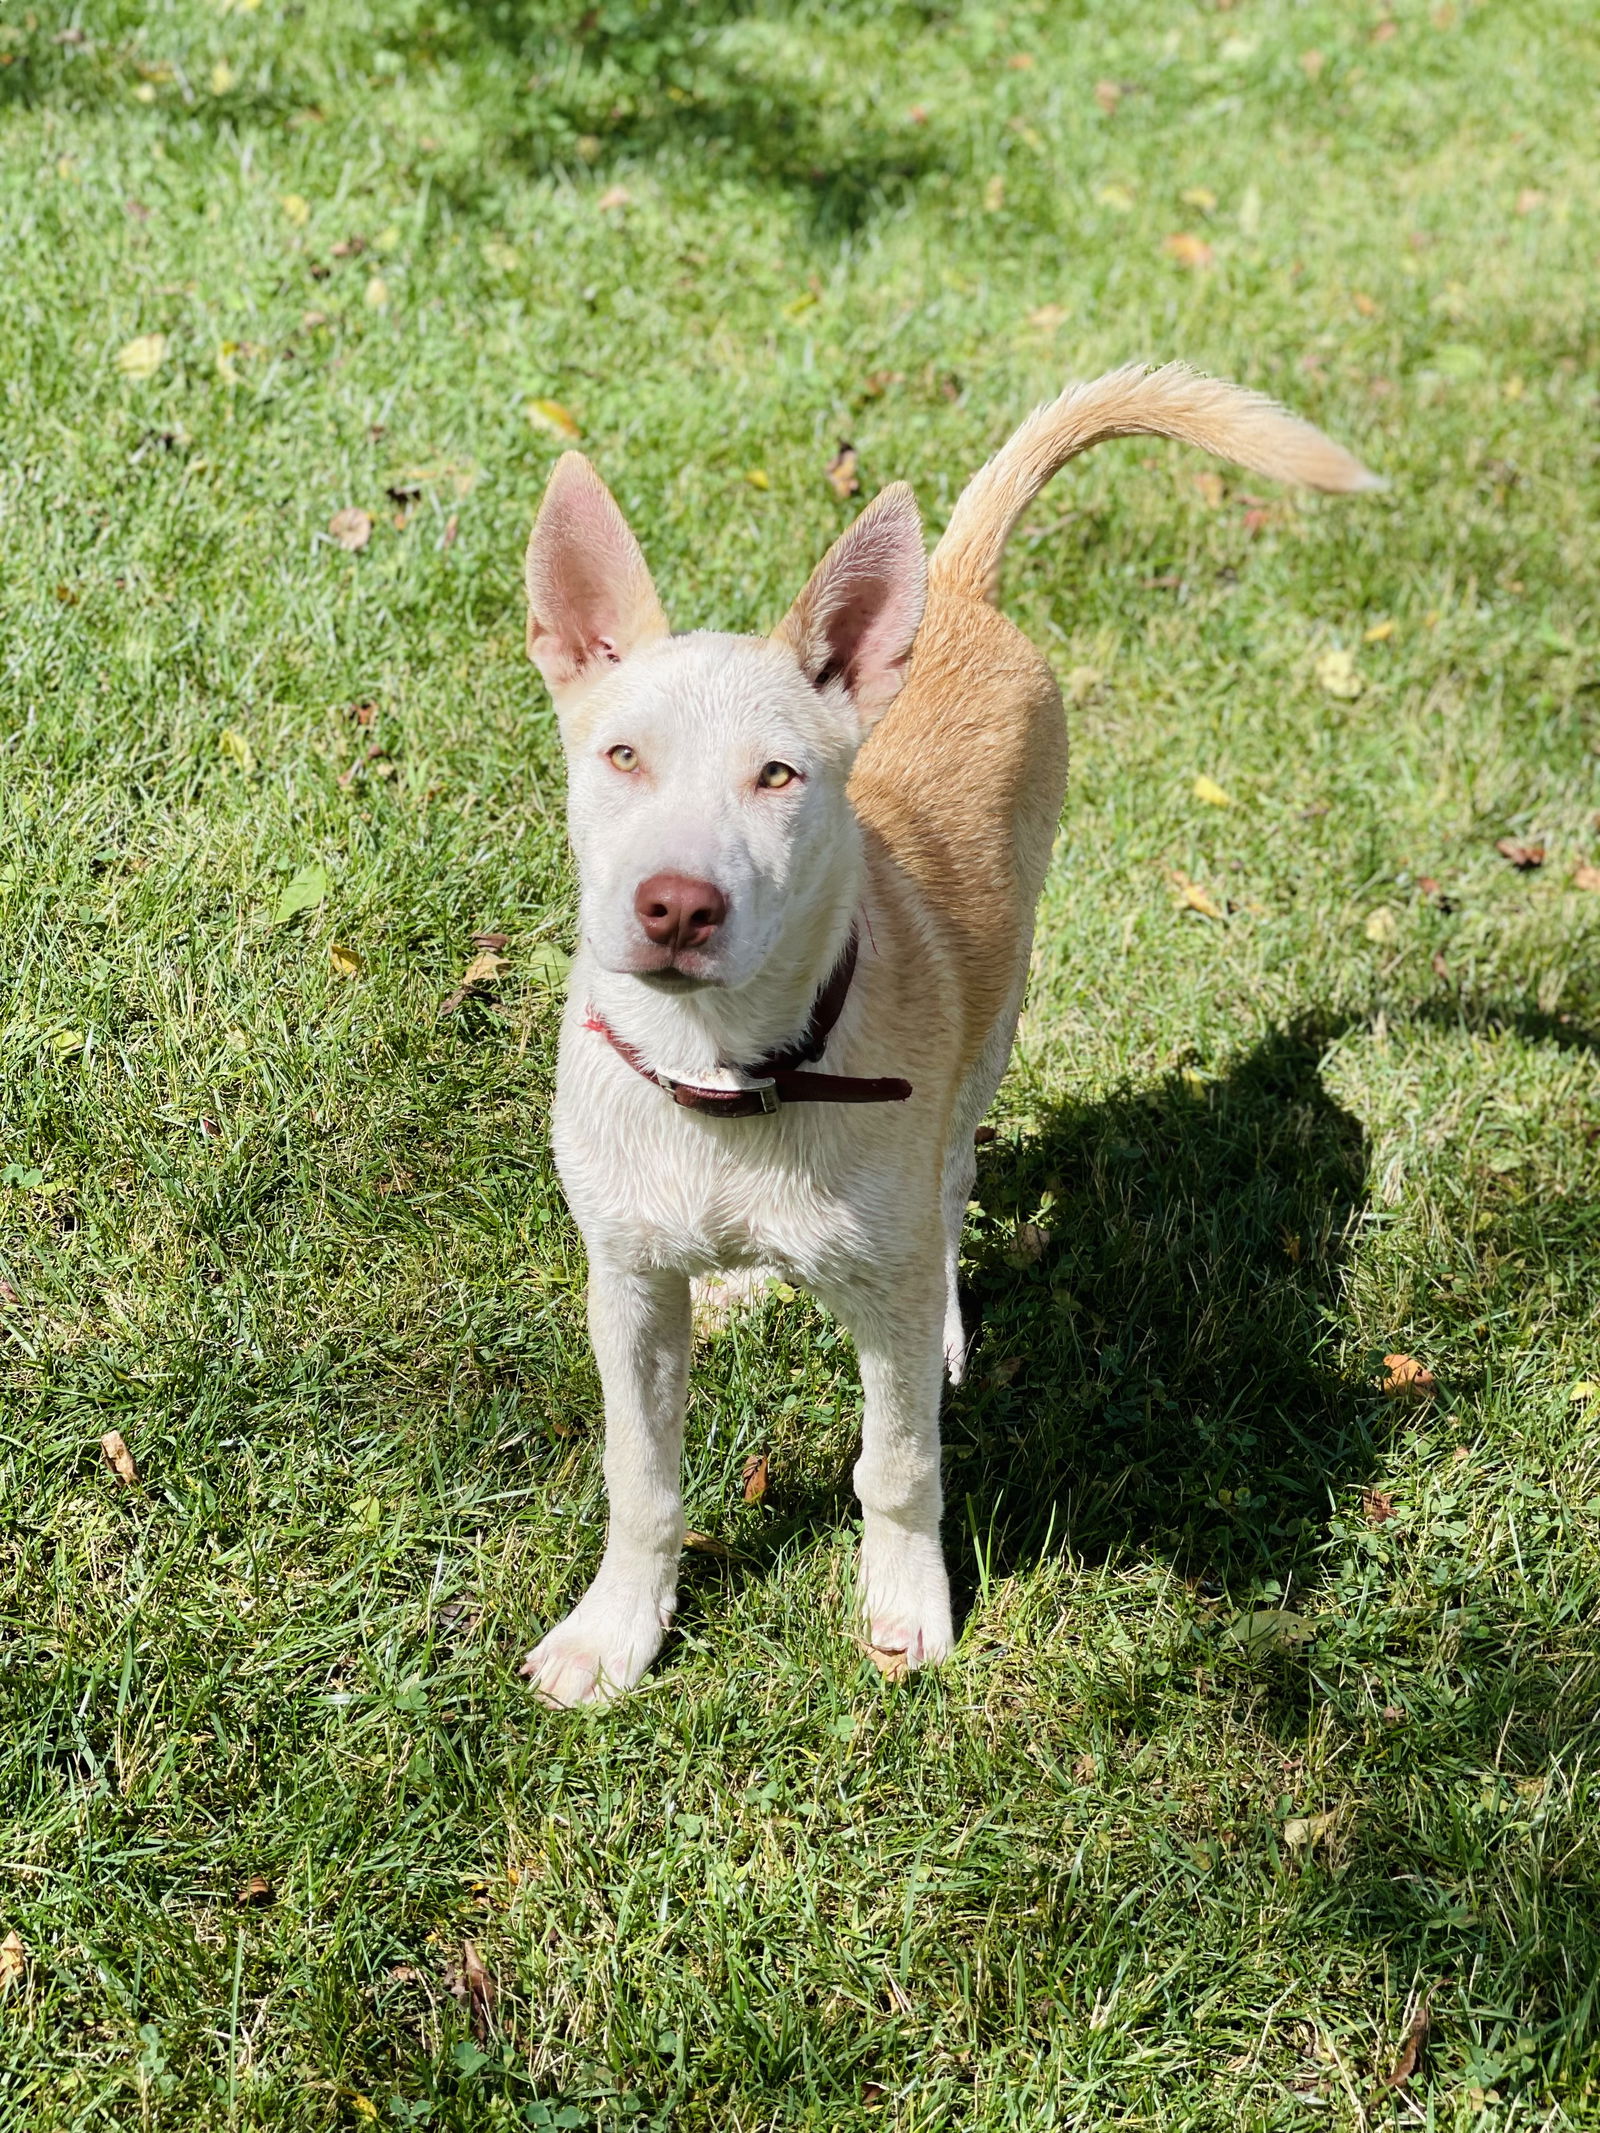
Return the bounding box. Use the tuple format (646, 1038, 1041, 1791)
(521, 1257, 690, 1707)
(832, 1260, 955, 1667)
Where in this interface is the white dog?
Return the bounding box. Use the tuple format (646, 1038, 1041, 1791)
(517, 363, 1377, 1706)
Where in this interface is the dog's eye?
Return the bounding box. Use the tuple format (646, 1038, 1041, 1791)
(606, 744, 640, 772)
(757, 761, 799, 790)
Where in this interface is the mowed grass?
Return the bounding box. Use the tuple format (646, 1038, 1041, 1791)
(2, 0, 1600, 2125)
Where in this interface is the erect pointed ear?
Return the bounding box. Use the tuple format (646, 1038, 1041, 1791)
(771, 483, 927, 729)
(523, 453, 670, 697)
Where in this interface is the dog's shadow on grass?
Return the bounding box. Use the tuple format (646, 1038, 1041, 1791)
(938, 1019, 1378, 1621)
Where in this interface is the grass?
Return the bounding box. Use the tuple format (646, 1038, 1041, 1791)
(2, 0, 1599, 2124)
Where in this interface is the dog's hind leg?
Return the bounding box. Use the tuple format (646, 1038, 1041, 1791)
(940, 976, 1030, 1382)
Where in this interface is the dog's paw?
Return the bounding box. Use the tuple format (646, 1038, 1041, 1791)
(860, 1528, 955, 1669)
(520, 1584, 670, 1708)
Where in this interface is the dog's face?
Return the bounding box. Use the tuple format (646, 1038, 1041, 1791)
(525, 456, 927, 991)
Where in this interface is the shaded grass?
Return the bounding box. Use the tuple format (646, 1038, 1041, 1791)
(2, 0, 1600, 2126)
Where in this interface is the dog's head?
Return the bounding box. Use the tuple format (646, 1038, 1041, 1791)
(525, 454, 926, 991)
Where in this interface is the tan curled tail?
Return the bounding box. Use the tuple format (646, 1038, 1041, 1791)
(929, 360, 1383, 605)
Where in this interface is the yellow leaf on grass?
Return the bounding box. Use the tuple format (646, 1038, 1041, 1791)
(1027, 303, 1070, 330)
(215, 341, 240, 385)
(461, 951, 511, 986)
(0, 1931, 24, 1992)
(1363, 617, 1395, 641)
(983, 175, 1006, 213)
(280, 192, 310, 227)
(1364, 906, 1398, 943)
(1180, 185, 1217, 212)
(1568, 1380, 1600, 1404)
(219, 726, 256, 775)
(1283, 1809, 1340, 1849)
(743, 468, 770, 490)
(1193, 774, 1234, 808)
(210, 60, 237, 94)
(101, 1429, 140, 1486)
(363, 275, 389, 310)
(1315, 647, 1363, 698)
(374, 225, 401, 253)
(1171, 873, 1224, 920)
(1095, 182, 1136, 213)
(525, 398, 582, 441)
(329, 942, 364, 978)
(114, 333, 168, 379)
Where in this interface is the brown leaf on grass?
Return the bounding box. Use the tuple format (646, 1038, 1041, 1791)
(0, 1931, 24, 1993)
(442, 513, 459, 550)
(865, 1644, 909, 1682)
(1241, 505, 1271, 537)
(462, 951, 511, 986)
(1362, 1487, 1396, 1525)
(826, 442, 860, 500)
(236, 1875, 275, 1906)
(101, 1430, 140, 1487)
(859, 368, 904, 398)
(453, 1940, 495, 2042)
(1163, 232, 1213, 270)
(1573, 862, 1600, 891)
(597, 184, 632, 211)
(1381, 1353, 1436, 1398)
(0, 1280, 19, 1306)
(683, 1530, 731, 1557)
(1385, 1996, 1431, 2090)
(1005, 1221, 1050, 1265)
(1514, 187, 1545, 216)
(1093, 78, 1122, 113)
(1432, 949, 1452, 981)
(740, 1453, 769, 1504)
(1495, 837, 1545, 870)
(348, 698, 377, 726)
(1193, 470, 1226, 510)
(328, 507, 373, 552)
(1371, 17, 1398, 42)
(470, 931, 510, 953)
(1300, 48, 1325, 77)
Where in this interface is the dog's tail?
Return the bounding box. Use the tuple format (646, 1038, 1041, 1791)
(928, 361, 1383, 606)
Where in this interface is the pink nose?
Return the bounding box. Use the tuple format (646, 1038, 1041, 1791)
(634, 872, 728, 952)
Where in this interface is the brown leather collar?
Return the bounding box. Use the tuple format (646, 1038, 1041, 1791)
(585, 929, 913, 1118)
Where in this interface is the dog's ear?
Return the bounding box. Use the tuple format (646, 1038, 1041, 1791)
(772, 483, 927, 730)
(524, 454, 670, 696)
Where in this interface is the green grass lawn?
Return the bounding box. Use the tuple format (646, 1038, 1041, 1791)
(3, 0, 1600, 2125)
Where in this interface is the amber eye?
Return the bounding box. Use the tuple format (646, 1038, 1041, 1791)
(757, 760, 798, 790)
(606, 744, 640, 772)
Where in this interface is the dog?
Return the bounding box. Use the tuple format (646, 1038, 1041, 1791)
(517, 362, 1378, 1706)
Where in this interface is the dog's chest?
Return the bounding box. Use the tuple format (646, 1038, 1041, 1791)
(552, 1066, 902, 1281)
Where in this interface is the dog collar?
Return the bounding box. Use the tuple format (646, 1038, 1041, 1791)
(585, 929, 913, 1118)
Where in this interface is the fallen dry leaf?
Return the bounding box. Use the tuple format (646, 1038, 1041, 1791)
(1573, 862, 1600, 891)
(329, 942, 364, 979)
(1193, 773, 1234, 808)
(525, 397, 581, 441)
(114, 333, 168, 380)
(462, 951, 511, 986)
(219, 726, 256, 776)
(363, 275, 389, 310)
(1163, 232, 1213, 269)
(1006, 50, 1035, 70)
(1363, 616, 1395, 641)
(1096, 181, 1136, 213)
(1315, 647, 1363, 698)
(1381, 1353, 1436, 1398)
(983, 175, 1005, 213)
(1353, 290, 1381, 317)
(1431, 949, 1451, 981)
(1300, 48, 1325, 77)
(1515, 187, 1545, 216)
(457, 1940, 495, 2042)
(1362, 1486, 1396, 1525)
(1282, 1807, 1340, 1849)
(328, 507, 373, 552)
(0, 1931, 24, 1993)
(1364, 906, 1398, 944)
(1385, 1996, 1432, 2090)
(0, 1280, 19, 1306)
(280, 192, 310, 226)
(236, 1875, 275, 1906)
(1193, 469, 1226, 510)
(1171, 872, 1225, 920)
(826, 442, 860, 501)
(1027, 302, 1070, 330)
(1093, 78, 1122, 113)
(101, 1429, 140, 1487)
(1180, 184, 1217, 212)
(469, 931, 509, 953)
(865, 1644, 909, 1682)
(740, 1453, 769, 1504)
(1006, 1221, 1050, 1265)
(596, 184, 631, 211)
(1495, 837, 1544, 869)
(683, 1531, 731, 1557)
(1241, 505, 1271, 537)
